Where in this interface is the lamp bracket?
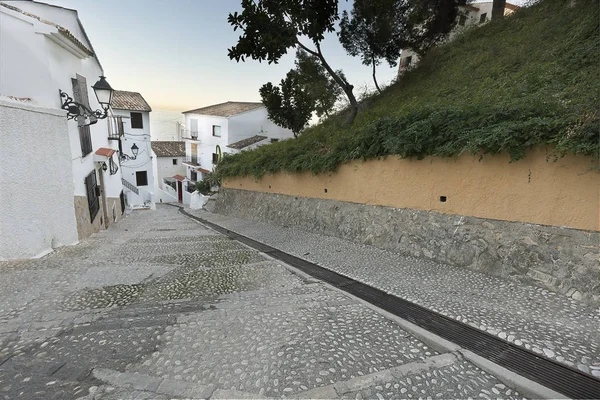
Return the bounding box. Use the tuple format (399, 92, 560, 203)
(59, 90, 109, 124)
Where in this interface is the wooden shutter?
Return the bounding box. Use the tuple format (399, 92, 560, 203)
(85, 170, 99, 222)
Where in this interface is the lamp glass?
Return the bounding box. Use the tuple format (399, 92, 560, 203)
(131, 143, 139, 157)
(92, 76, 114, 108)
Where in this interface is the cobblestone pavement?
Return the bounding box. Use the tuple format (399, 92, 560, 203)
(191, 209, 600, 379)
(0, 205, 527, 399)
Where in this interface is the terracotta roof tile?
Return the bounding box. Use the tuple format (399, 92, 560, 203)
(151, 141, 185, 157)
(0, 2, 94, 56)
(95, 147, 115, 157)
(173, 174, 186, 182)
(183, 101, 264, 117)
(112, 90, 152, 112)
(227, 135, 268, 150)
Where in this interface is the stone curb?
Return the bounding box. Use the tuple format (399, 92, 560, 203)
(92, 368, 215, 398)
(294, 353, 457, 399)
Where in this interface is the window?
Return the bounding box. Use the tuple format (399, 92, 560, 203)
(79, 125, 92, 157)
(459, 15, 467, 26)
(479, 13, 487, 23)
(405, 56, 412, 68)
(190, 119, 198, 138)
(131, 112, 143, 129)
(270, 138, 279, 143)
(85, 170, 100, 222)
(212, 125, 221, 137)
(135, 171, 148, 186)
(173, 159, 178, 165)
(190, 170, 197, 182)
(212, 153, 219, 163)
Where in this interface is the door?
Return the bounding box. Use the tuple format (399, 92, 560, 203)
(177, 181, 183, 203)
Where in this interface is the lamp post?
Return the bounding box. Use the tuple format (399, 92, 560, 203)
(59, 76, 114, 125)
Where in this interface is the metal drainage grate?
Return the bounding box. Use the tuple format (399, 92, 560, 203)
(178, 208, 600, 399)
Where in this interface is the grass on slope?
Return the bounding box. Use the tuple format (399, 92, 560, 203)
(218, 0, 599, 179)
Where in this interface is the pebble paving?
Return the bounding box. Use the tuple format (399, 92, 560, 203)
(0, 204, 526, 399)
(192, 210, 600, 378)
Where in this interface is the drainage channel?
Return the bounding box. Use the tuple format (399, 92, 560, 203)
(178, 207, 600, 399)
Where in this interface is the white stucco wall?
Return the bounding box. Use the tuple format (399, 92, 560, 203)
(155, 156, 186, 187)
(114, 109, 155, 208)
(0, 99, 79, 260)
(185, 114, 229, 171)
(183, 108, 293, 173)
(228, 108, 294, 144)
(1, 2, 121, 200)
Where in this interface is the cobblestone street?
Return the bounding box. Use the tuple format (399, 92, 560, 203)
(0, 205, 527, 399)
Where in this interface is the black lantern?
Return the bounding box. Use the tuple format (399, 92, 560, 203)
(121, 143, 140, 162)
(91, 76, 114, 109)
(59, 75, 114, 125)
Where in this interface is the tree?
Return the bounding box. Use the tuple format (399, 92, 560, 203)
(259, 72, 314, 138)
(404, 0, 466, 57)
(491, 0, 507, 20)
(227, 0, 360, 125)
(339, 0, 408, 93)
(292, 49, 342, 119)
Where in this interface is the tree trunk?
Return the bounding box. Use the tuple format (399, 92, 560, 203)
(492, 0, 506, 20)
(296, 41, 359, 125)
(372, 56, 382, 93)
(314, 46, 358, 125)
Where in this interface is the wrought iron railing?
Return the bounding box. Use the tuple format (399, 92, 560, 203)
(164, 178, 177, 191)
(122, 177, 139, 195)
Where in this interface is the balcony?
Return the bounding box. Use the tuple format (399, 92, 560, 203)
(182, 129, 200, 141)
(107, 116, 124, 140)
(183, 156, 201, 167)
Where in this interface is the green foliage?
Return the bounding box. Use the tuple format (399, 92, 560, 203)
(260, 71, 314, 138)
(227, 0, 339, 64)
(293, 50, 343, 119)
(339, 0, 407, 68)
(218, 0, 600, 180)
(195, 179, 212, 195)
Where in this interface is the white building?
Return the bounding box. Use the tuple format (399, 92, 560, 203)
(182, 101, 294, 191)
(0, 1, 126, 259)
(111, 90, 155, 209)
(398, 2, 519, 74)
(151, 141, 186, 203)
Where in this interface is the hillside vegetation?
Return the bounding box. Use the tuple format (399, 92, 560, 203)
(218, 0, 599, 179)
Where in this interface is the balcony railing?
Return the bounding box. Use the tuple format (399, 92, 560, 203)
(163, 178, 177, 191)
(181, 129, 199, 140)
(108, 116, 124, 140)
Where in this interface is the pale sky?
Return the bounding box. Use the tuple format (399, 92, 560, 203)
(45, 0, 527, 112)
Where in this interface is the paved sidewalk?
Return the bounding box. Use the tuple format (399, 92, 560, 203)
(191, 209, 600, 378)
(0, 205, 525, 399)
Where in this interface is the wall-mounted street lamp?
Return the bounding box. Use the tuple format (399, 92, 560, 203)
(121, 143, 139, 162)
(59, 76, 114, 125)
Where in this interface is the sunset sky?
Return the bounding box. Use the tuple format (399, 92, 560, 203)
(44, 0, 398, 112)
(46, 0, 527, 112)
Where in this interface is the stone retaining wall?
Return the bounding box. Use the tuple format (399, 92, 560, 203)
(211, 189, 600, 304)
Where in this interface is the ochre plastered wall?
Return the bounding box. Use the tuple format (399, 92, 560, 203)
(223, 148, 599, 231)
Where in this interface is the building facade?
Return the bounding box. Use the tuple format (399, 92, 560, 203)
(181, 101, 294, 195)
(398, 2, 519, 74)
(151, 141, 186, 203)
(111, 90, 155, 209)
(0, 1, 124, 259)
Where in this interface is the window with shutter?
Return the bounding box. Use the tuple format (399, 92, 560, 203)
(72, 76, 93, 156)
(85, 170, 100, 222)
(131, 112, 143, 129)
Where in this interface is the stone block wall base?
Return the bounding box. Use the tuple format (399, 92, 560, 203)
(213, 189, 600, 305)
(74, 196, 123, 240)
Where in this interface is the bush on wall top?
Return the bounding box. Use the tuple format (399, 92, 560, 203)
(217, 0, 599, 179)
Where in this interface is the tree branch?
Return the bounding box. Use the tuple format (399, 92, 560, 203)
(296, 40, 319, 57)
